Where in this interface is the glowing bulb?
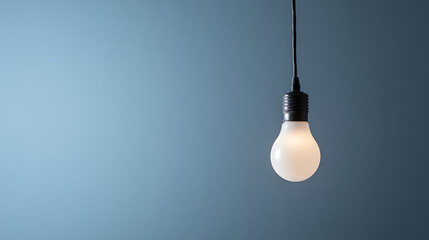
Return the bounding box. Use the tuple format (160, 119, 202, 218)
(270, 121, 320, 182)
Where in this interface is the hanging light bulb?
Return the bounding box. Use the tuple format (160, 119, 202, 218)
(270, 0, 320, 182)
(270, 90, 320, 182)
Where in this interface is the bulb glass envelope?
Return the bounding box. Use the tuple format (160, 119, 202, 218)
(271, 121, 320, 182)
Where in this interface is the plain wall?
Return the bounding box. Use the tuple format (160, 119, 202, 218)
(0, 0, 428, 239)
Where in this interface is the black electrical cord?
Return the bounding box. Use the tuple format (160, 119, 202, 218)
(292, 0, 297, 78)
(291, 0, 301, 92)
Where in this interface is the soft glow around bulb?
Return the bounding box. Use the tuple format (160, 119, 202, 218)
(270, 121, 320, 182)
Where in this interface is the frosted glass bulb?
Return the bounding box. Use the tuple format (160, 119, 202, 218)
(270, 121, 320, 182)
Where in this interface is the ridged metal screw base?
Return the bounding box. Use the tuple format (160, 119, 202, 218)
(283, 91, 309, 121)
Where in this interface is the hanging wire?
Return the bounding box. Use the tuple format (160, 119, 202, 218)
(292, 0, 297, 78)
(291, 0, 301, 91)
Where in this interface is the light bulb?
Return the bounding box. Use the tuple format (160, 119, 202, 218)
(270, 87, 320, 182)
(270, 121, 320, 182)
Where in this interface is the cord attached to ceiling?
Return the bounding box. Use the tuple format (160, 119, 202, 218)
(291, 0, 300, 92)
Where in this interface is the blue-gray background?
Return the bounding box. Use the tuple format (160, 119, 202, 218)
(0, 0, 428, 239)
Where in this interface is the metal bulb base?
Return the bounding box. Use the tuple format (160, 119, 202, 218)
(283, 91, 309, 121)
